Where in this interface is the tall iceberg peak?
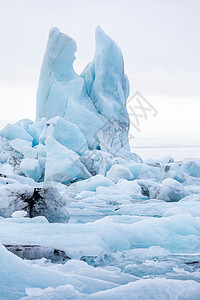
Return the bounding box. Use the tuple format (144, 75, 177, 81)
(36, 26, 131, 155)
(82, 25, 130, 106)
(81, 25, 130, 150)
(42, 27, 77, 81)
(36, 27, 78, 121)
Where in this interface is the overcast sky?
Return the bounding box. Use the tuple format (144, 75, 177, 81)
(0, 0, 199, 138)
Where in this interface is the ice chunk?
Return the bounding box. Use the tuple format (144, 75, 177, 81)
(15, 119, 33, 131)
(67, 174, 115, 194)
(106, 164, 134, 183)
(34, 143, 46, 157)
(0, 184, 69, 222)
(182, 159, 200, 177)
(0, 184, 33, 218)
(0, 163, 15, 176)
(11, 210, 28, 218)
(124, 162, 150, 179)
(10, 139, 32, 153)
(44, 136, 91, 184)
(158, 178, 186, 202)
(28, 118, 47, 146)
(20, 158, 42, 182)
(116, 179, 143, 198)
(80, 149, 113, 176)
(138, 178, 186, 202)
(23, 146, 38, 159)
(64, 95, 105, 150)
(161, 162, 187, 182)
(39, 116, 88, 155)
(0, 122, 33, 142)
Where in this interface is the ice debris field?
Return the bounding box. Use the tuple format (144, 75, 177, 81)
(1, 26, 200, 299)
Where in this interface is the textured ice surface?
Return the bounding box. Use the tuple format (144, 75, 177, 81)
(36, 27, 105, 150)
(81, 26, 130, 153)
(0, 26, 200, 300)
(182, 159, 200, 177)
(39, 116, 88, 155)
(21, 279, 200, 300)
(36, 26, 130, 154)
(20, 158, 42, 181)
(44, 136, 91, 184)
(106, 164, 134, 183)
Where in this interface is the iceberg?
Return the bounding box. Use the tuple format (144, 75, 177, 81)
(36, 26, 131, 155)
(0, 26, 200, 300)
(81, 26, 130, 152)
(36, 27, 105, 150)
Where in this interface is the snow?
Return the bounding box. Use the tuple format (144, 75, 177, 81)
(0, 26, 200, 300)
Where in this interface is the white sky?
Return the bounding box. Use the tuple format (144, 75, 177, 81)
(0, 0, 199, 138)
